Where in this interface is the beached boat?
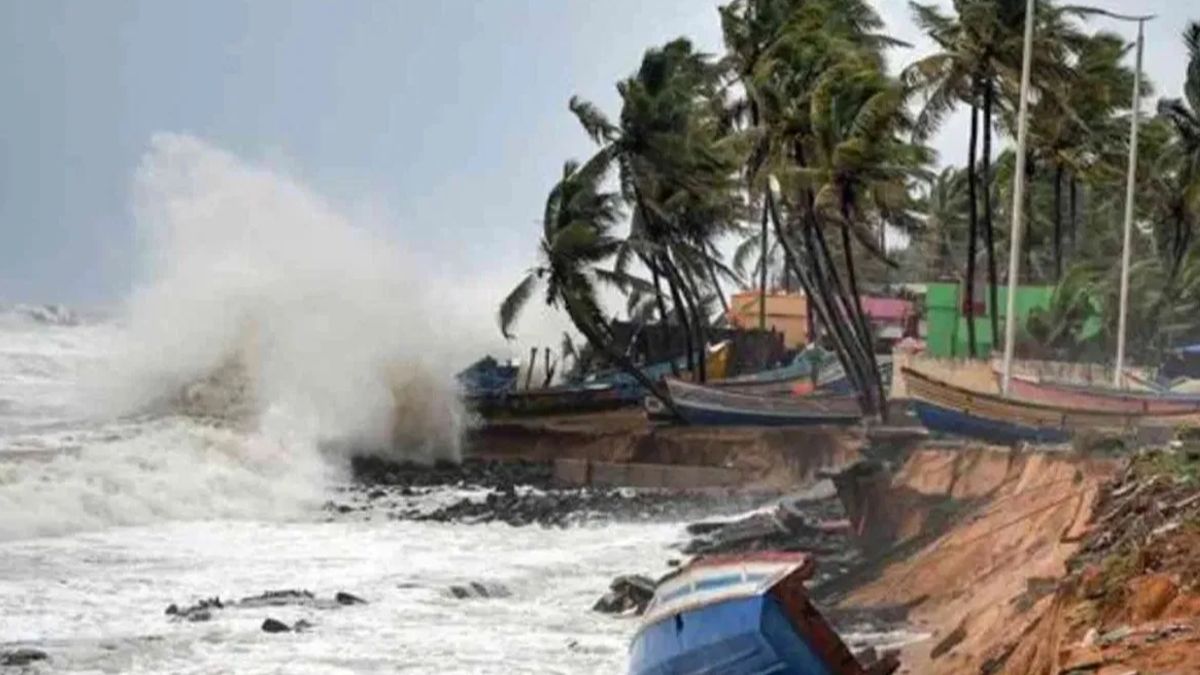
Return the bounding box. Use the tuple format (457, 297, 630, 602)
(653, 379, 860, 427)
(629, 552, 891, 675)
(466, 383, 627, 418)
(904, 367, 1200, 444)
(1007, 375, 1200, 414)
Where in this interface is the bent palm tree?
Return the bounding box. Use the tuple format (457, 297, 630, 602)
(498, 158, 676, 412)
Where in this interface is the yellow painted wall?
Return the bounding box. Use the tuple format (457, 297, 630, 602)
(728, 291, 809, 348)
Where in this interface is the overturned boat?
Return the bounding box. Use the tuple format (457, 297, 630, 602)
(628, 552, 896, 675)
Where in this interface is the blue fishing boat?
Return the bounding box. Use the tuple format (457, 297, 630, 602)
(629, 552, 891, 675)
(655, 379, 860, 427)
(903, 367, 1200, 444)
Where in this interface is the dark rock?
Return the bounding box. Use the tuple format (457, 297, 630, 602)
(261, 618, 291, 633)
(367, 489, 386, 500)
(185, 609, 212, 623)
(594, 574, 656, 615)
(166, 597, 222, 622)
(448, 581, 510, 599)
(1, 648, 48, 666)
(335, 591, 366, 605)
(239, 589, 315, 608)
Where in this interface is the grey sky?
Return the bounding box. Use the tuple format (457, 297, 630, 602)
(0, 1, 1193, 308)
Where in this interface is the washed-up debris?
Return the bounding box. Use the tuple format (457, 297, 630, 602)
(680, 496, 861, 589)
(592, 575, 655, 615)
(1, 648, 48, 667)
(1072, 446, 1200, 572)
(448, 581, 511, 600)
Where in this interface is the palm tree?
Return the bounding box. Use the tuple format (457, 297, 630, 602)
(727, 0, 912, 417)
(912, 167, 971, 279)
(907, 0, 1086, 353)
(1156, 22, 1200, 277)
(498, 158, 674, 410)
(571, 38, 745, 382)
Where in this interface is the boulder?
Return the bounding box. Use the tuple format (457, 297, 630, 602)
(335, 591, 367, 606)
(1, 648, 48, 667)
(261, 618, 291, 633)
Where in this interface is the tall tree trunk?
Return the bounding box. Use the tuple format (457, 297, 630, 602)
(767, 191, 875, 416)
(702, 243, 731, 318)
(982, 82, 1000, 354)
(646, 257, 679, 375)
(667, 254, 709, 383)
(1053, 162, 1064, 281)
(1024, 156, 1035, 280)
(840, 194, 886, 419)
(759, 200, 769, 331)
(562, 295, 679, 417)
(660, 253, 695, 377)
(965, 101, 980, 358)
(1069, 175, 1078, 260)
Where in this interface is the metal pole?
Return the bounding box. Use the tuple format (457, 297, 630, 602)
(1000, 0, 1037, 395)
(1113, 19, 1147, 388)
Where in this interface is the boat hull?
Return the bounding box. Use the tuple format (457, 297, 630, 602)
(912, 399, 1070, 444)
(903, 366, 1200, 443)
(629, 552, 871, 675)
(664, 379, 860, 427)
(630, 594, 836, 675)
(1009, 376, 1200, 414)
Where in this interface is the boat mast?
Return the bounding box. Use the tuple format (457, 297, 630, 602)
(1000, 0, 1036, 395)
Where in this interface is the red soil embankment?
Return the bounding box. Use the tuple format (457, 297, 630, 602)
(467, 410, 862, 488)
(837, 446, 1120, 675)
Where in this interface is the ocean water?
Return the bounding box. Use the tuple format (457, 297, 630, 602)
(0, 307, 692, 674)
(0, 136, 696, 673)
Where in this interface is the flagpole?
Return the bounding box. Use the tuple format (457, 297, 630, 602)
(1000, 0, 1037, 395)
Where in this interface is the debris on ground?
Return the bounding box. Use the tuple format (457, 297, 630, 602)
(592, 574, 656, 615)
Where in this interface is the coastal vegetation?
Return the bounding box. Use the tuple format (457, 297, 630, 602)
(500, 0, 1200, 408)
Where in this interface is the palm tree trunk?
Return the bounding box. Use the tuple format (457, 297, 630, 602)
(840, 194, 886, 419)
(702, 243, 731, 317)
(767, 192, 875, 416)
(965, 101, 980, 358)
(665, 254, 708, 383)
(646, 257, 679, 375)
(1053, 162, 1064, 281)
(562, 295, 679, 417)
(759, 200, 769, 331)
(659, 253, 695, 377)
(982, 82, 1000, 354)
(1069, 175, 1078, 259)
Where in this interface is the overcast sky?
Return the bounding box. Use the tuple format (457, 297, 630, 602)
(1, 0, 1193, 308)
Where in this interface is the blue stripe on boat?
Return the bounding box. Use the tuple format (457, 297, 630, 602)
(912, 399, 1071, 444)
(653, 573, 770, 607)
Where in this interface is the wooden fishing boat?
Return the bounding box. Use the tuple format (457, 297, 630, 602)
(1007, 375, 1200, 414)
(629, 551, 895, 675)
(904, 367, 1200, 444)
(653, 379, 860, 427)
(466, 383, 627, 418)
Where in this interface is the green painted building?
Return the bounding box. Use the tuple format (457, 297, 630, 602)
(924, 282, 1055, 358)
